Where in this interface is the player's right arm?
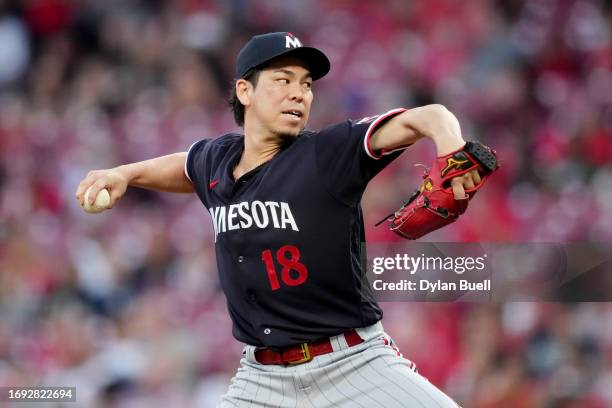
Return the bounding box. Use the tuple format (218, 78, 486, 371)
(75, 152, 194, 209)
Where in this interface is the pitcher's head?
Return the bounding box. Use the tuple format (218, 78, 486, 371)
(229, 32, 330, 137)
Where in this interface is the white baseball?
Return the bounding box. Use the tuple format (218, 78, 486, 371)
(83, 186, 111, 213)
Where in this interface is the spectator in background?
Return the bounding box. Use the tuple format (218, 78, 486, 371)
(0, 0, 610, 406)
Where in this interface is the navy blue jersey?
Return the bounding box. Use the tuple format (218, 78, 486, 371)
(185, 108, 408, 348)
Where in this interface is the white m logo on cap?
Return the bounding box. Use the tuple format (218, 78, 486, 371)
(285, 35, 302, 49)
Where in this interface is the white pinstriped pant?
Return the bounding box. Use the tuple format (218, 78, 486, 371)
(219, 322, 460, 407)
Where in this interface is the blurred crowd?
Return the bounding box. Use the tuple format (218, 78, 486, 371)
(0, 0, 611, 406)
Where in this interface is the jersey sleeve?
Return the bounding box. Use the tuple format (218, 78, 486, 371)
(315, 108, 409, 205)
(184, 139, 210, 186)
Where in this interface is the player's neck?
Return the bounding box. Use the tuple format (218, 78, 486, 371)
(233, 129, 282, 180)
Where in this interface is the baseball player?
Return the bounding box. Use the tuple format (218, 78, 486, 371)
(76, 32, 497, 407)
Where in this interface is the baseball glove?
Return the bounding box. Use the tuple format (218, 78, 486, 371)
(376, 141, 499, 240)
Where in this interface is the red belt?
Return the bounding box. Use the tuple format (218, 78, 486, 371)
(254, 329, 364, 365)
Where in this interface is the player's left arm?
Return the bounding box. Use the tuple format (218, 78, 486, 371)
(369, 104, 478, 198)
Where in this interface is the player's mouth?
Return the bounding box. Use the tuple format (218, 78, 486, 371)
(282, 110, 303, 120)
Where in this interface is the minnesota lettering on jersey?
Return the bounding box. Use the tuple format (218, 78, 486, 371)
(209, 201, 299, 240)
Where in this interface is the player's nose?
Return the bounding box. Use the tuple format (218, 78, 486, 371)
(288, 83, 305, 101)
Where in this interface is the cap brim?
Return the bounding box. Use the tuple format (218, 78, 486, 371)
(283, 47, 330, 81)
(255, 47, 330, 81)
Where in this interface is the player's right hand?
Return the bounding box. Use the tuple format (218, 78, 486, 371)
(75, 168, 129, 209)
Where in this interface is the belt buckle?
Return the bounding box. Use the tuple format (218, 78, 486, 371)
(289, 343, 312, 365)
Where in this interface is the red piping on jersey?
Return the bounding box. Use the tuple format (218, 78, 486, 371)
(363, 108, 408, 160)
(184, 139, 202, 184)
(209, 179, 219, 189)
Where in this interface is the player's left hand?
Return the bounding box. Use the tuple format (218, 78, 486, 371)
(450, 169, 482, 200)
(378, 141, 499, 240)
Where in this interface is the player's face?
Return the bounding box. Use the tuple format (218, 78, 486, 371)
(248, 56, 313, 138)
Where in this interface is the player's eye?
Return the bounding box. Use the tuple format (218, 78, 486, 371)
(277, 78, 290, 84)
(303, 81, 312, 89)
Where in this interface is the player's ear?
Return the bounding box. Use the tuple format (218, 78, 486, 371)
(236, 79, 252, 107)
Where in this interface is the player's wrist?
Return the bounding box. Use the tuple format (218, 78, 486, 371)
(429, 132, 465, 156)
(432, 135, 466, 157)
(114, 164, 138, 185)
(418, 105, 465, 156)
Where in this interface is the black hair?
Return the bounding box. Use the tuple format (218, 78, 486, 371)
(229, 68, 262, 126)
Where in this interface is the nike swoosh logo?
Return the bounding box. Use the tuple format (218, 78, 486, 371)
(209, 179, 219, 189)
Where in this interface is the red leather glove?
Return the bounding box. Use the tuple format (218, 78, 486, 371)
(379, 141, 499, 240)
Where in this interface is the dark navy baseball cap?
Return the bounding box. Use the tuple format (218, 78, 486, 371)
(235, 32, 330, 80)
